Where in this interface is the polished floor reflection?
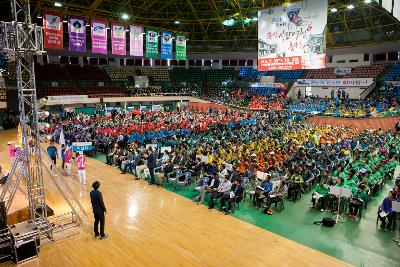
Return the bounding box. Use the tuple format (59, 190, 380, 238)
(0, 130, 349, 267)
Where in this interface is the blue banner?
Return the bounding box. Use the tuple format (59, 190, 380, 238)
(72, 142, 93, 152)
(161, 31, 173, 59)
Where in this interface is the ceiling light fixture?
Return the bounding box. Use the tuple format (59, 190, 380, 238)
(174, 21, 180, 24)
(331, 8, 338, 12)
(121, 14, 129, 20)
(364, 0, 372, 3)
(347, 4, 354, 9)
(54, 2, 62, 7)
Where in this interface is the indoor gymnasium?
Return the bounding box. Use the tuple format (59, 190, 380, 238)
(0, 0, 399, 266)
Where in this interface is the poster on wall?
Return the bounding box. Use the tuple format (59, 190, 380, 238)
(111, 23, 126, 55)
(91, 19, 107, 54)
(130, 26, 143, 57)
(176, 33, 186, 60)
(43, 12, 63, 49)
(161, 31, 173, 59)
(146, 29, 159, 58)
(258, 0, 328, 70)
(68, 15, 86, 52)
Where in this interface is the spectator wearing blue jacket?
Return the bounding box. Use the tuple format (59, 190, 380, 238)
(47, 142, 57, 170)
(378, 191, 396, 230)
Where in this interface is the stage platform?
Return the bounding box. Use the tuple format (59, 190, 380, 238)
(0, 129, 348, 267)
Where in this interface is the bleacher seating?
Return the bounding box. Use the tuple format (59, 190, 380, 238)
(171, 68, 202, 83)
(85, 87, 125, 98)
(238, 67, 258, 81)
(206, 68, 234, 82)
(35, 64, 69, 80)
(66, 65, 110, 81)
(271, 70, 304, 82)
(304, 68, 336, 79)
(383, 61, 400, 82)
(38, 87, 80, 97)
(106, 67, 136, 81)
(345, 63, 388, 78)
(304, 64, 388, 79)
(140, 67, 171, 82)
(0, 89, 6, 102)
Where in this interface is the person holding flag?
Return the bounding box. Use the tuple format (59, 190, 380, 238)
(58, 129, 66, 168)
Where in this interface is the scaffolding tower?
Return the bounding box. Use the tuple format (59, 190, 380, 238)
(0, 0, 85, 246)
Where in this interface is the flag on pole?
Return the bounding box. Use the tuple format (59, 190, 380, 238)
(58, 129, 65, 158)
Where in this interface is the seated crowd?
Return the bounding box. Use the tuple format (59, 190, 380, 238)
(50, 107, 399, 219)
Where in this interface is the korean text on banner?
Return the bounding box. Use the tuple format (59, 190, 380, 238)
(68, 16, 86, 52)
(111, 23, 126, 55)
(43, 12, 63, 49)
(258, 0, 328, 70)
(91, 19, 107, 54)
(130, 26, 143, 57)
(146, 29, 159, 58)
(161, 32, 173, 59)
(176, 34, 186, 60)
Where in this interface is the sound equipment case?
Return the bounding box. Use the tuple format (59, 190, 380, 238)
(9, 220, 40, 264)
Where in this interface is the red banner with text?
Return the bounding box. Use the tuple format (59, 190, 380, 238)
(43, 11, 63, 49)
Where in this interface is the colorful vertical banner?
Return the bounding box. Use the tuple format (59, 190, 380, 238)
(146, 29, 159, 58)
(68, 16, 86, 52)
(43, 11, 63, 49)
(111, 23, 126, 55)
(175, 33, 187, 60)
(130, 26, 143, 57)
(91, 19, 107, 54)
(161, 31, 173, 59)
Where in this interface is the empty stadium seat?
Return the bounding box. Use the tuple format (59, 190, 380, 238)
(106, 67, 136, 81)
(66, 65, 110, 81)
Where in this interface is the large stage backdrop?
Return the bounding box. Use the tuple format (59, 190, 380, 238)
(258, 0, 328, 71)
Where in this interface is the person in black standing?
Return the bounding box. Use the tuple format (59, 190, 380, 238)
(147, 147, 156, 185)
(90, 181, 107, 240)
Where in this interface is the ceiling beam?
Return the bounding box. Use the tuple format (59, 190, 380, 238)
(185, 0, 211, 48)
(87, 0, 104, 18)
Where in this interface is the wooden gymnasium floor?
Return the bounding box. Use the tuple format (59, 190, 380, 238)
(0, 129, 350, 267)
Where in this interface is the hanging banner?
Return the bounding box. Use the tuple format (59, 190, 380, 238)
(130, 26, 143, 56)
(161, 31, 173, 59)
(176, 33, 187, 60)
(297, 78, 374, 87)
(258, 0, 328, 70)
(111, 23, 126, 55)
(91, 19, 107, 54)
(146, 29, 158, 58)
(334, 67, 352, 76)
(43, 11, 63, 49)
(68, 15, 86, 52)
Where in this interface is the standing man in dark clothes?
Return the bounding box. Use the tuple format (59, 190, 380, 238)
(47, 142, 57, 170)
(90, 181, 108, 240)
(147, 147, 156, 185)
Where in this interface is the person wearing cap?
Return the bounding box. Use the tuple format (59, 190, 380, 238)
(47, 142, 57, 170)
(77, 152, 87, 184)
(8, 142, 16, 166)
(64, 147, 73, 176)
